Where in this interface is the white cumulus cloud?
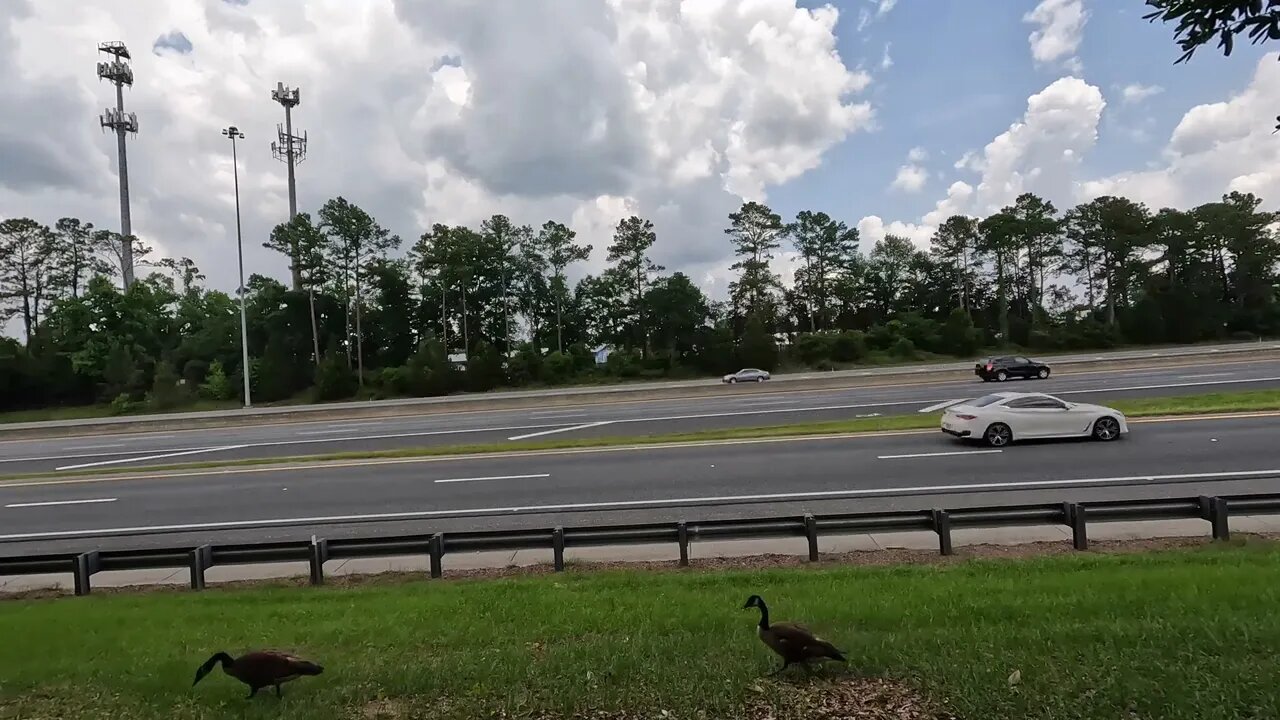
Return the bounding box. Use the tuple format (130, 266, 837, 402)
(1025, 0, 1088, 72)
(1120, 83, 1164, 104)
(0, 0, 874, 302)
(1081, 53, 1280, 211)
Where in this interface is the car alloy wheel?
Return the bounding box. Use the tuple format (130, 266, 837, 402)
(729, 378, 737, 383)
(984, 423, 1012, 447)
(756, 376, 765, 382)
(1092, 417, 1121, 441)
(996, 370, 1008, 382)
(1037, 368, 1049, 379)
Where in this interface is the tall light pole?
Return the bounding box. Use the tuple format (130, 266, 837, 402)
(223, 125, 252, 409)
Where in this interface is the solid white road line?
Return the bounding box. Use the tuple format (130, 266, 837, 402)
(54, 446, 249, 471)
(3, 469, 1278, 542)
(5, 497, 117, 509)
(918, 399, 965, 413)
(433, 473, 551, 484)
(508, 421, 614, 441)
(0, 446, 215, 465)
(878, 450, 1003, 460)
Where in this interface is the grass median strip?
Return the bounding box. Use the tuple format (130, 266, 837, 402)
(4, 388, 1280, 483)
(2, 541, 1279, 718)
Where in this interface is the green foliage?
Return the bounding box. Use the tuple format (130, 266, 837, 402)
(737, 314, 778, 371)
(1144, 0, 1280, 64)
(146, 360, 189, 411)
(542, 351, 576, 384)
(465, 341, 505, 392)
(253, 339, 303, 403)
(830, 330, 867, 362)
(5, 185, 1280, 416)
(101, 342, 143, 401)
(889, 336, 917, 359)
(940, 308, 981, 356)
(314, 350, 357, 401)
(198, 360, 232, 401)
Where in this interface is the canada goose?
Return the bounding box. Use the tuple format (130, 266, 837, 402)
(192, 650, 324, 699)
(742, 594, 846, 675)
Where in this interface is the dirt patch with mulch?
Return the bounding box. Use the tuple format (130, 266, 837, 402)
(2, 533, 1270, 601)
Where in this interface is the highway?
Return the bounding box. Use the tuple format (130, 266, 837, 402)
(1, 412, 1278, 556)
(1, 357, 1279, 475)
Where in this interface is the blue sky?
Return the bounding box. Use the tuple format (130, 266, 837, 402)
(773, 0, 1274, 238)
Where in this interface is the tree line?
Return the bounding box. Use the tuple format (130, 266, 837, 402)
(1, 190, 1277, 413)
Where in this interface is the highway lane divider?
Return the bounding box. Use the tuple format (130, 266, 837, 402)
(0, 391, 1278, 488)
(2, 345, 1277, 441)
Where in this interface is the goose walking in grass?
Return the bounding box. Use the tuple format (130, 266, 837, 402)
(192, 650, 324, 699)
(742, 594, 846, 676)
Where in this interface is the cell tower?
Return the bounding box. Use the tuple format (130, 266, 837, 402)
(271, 82, 309, 290)
(96, 41, 139, 289)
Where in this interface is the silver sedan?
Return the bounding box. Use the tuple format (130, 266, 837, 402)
(722, 368, 771, 384)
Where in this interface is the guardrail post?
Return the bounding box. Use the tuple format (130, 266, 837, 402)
(1199, 496, 1230, 541)
(309, 539, 329, 586)
(930, 510, 953, 556)
(73, 551, 100, 596)
(676, 521, 690, 567)
(1064, 503, 1088, 551)
(188, 545, 212, 590)
(552, 527, 566, 572)
(804, 514, 819, 562)
(428, 533, 444, 579)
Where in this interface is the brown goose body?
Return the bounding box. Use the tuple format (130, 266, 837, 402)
(193, 650, 323, 698)
(743, 595, 845, 674)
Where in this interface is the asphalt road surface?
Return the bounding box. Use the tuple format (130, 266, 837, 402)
(1, 412, 1278, 555)
(1, 357, 1278, 476)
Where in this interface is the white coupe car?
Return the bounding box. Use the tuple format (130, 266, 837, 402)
(940, 391, 1128, 447)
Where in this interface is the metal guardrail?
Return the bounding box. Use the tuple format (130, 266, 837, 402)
(3, 491, 1277, 596)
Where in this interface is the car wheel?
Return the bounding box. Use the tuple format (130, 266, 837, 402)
(984, 423, 1013, 447)
(996, 370, 1008, 382)
(1037, 368, 1050, 379)
(729, 378, 737, 384)
(1092, 416, 1121, 442)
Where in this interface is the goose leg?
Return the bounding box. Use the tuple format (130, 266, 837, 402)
(246, 686, 259, 700)
(275, 684, 283, 698)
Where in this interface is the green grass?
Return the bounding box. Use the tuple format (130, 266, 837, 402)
(2, 542, 1279, 718)
(2, 387, 1277, 484)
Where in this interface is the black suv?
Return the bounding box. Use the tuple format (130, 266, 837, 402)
(974, 355, 1051, 382)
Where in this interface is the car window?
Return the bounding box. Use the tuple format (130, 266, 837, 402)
(1023, 397, 1066, 409)
(970, 394, 1006, 407)
(1004, 397, 1040, 409)
(1014, 356, 1030, 364)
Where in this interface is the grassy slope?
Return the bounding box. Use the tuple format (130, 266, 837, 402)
(4, 388, 1277, 482)
(2, 543, 1280, 719)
